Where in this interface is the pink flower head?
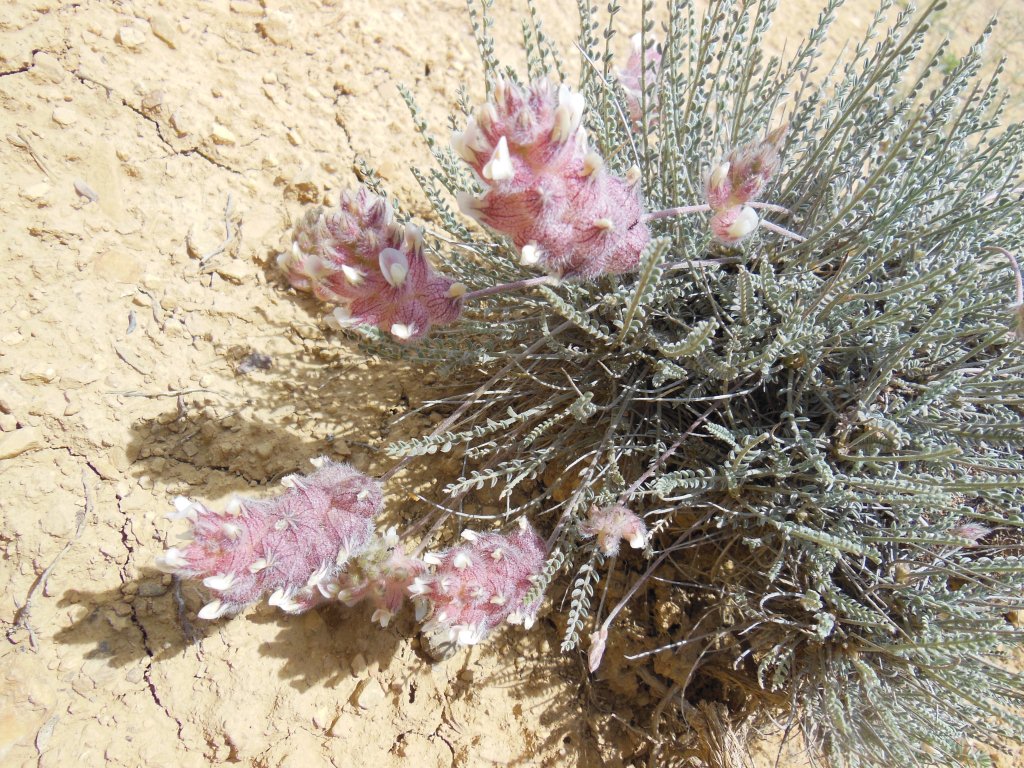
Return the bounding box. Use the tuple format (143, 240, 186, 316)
(950, 522, 992, 545)
(705, 124, 787, 212)
(580, 503, 648, 557)
(409, 518, 548, 646)
(453, 77, 650, 279)
(155, 457, 383, 619)
(334, 526, 427, 627)
(279, 187, 464, 341)
(616, 33, 662, 124)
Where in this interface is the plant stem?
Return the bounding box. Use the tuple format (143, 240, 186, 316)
(643, 203, 711, 222)
(759, 219, 806, 242)
(461, 274, 558, 302)
(984, 245, 1024, 306)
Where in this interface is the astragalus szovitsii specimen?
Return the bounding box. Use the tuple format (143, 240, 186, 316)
(160, 2, 1024, 765)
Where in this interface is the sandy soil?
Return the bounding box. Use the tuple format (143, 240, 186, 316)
(1, 1, 1020, 767)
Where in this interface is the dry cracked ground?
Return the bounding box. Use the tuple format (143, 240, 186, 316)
(1, 1, 1021, 767)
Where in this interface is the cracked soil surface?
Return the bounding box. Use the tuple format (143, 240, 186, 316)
(1, 1, 1021, 767)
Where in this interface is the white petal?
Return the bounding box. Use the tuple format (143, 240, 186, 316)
(249, 558, 268, 573)
(203, 573, 235, 591)
(593, 218, 614, 232)
(379, 248, 409, 288)
(628, 531, 647, 549)
(456, 625, 483, 646)
(482, 136, 514, 181)
(489, 594, 506, 606)
(522, 614, 536, 630)
(423, 552, 443, 566)
(390, 323, 415, 341)
(727, 206, 759, 240)
(709, 161, 730, 190)
(224, 495, 243, 515)
(456, 190, 486, 222)
(490, 548, 504, 561)
(414, 599, 428, 621)
(408, 577, 430, 596)
(460, 530, 480, 542)
(221, 522, 241, 540)
(197, 600, 227, 620)
(341, 264, 364, 285)
(328, 305, 358, 329)
(372, 608, 393, 627)
(155, 547, 188, 573)
(310, 456, 327, 468)
(520, 243, 541, 266)
(447, 282, 467, 298)
(453, 552, 472, 570)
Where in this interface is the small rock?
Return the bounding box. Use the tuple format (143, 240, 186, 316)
(258, 12, 294, 45)
(169, 111, 191, 137)
(20, 182, 50, 202)
(115, 26, 147, 49)
(136, 581, 168, 598)
(52, 106, 77, 126)
(74, 179, 99, 202)
(148, 13, 177, 48)
(210, 123, 236, 145)
(140, 90, 164, 113)
(0, 414, 17, 432)
(354, 678, 387, 710)
(1009, 609, 1024, 628)
(213, 261, 247, 284)
(93, 250, 142, 283)
(32, 51, 65, 83)
(229, 0, 264, 15)
(0, 427, 45, 459)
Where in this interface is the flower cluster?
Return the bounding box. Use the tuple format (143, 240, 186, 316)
(616, 33, 662, 124)
(335, 526, 427, 628)
(705, 125, 786, 245)
(453, 77, 651, 279)
(155, 458, 383, 619)
(580, 503, 647, 557)
(410, 518, 548, 646)
(278, 187, 464, 341)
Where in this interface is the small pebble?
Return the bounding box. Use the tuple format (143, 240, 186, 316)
(115, 26, 146, 49)
(21, 182, 50, 202)
(148, 13, 177, 48)
(74, 179, 99, 202)
(210, 123, 236, 145)
(52, 106, 77, 126)
(354, 678, 387, 710)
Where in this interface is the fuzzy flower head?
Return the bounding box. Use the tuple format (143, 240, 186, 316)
(453, 77, 650, 279)
(410, 518, 548, 646)
(616, 33, 662, 124)
(279, 187, 464, 342)
(705, 124, 787, 212)
(334, 526, 427, 627)
(155, 457, 382, 619)
(580, 503, 648, 557)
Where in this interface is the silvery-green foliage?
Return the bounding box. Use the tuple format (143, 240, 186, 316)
(375, 0, 1024, 764)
